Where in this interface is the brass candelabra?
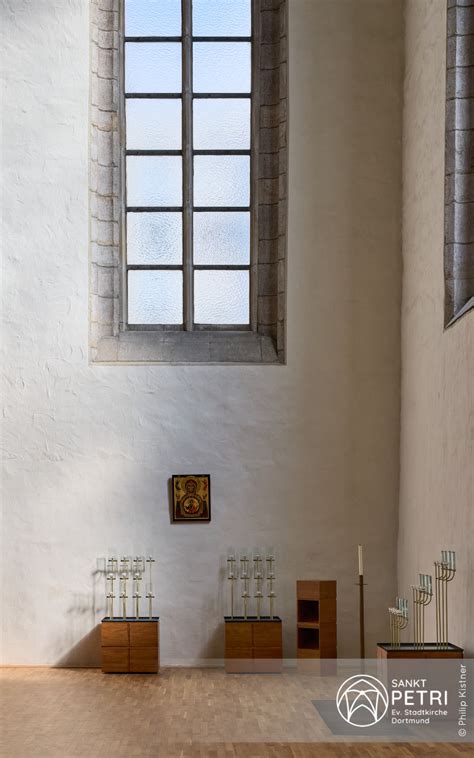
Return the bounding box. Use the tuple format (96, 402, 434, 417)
(389, 597, 408, 647)
(225, 547, 277, 619)
(101, 552, 156, 619)
(435, 550, 456, 650)
(411, 573, 433, 649)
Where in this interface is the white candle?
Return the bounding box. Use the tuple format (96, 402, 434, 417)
(358, 544, 363, 576)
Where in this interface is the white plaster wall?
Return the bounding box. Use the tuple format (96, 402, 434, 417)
(399, 0, 474, 655)
(1, 0, 403, 665)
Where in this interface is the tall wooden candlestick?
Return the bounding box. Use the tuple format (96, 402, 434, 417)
(358, 544, 365, 659)
(359, 574, 365, 659)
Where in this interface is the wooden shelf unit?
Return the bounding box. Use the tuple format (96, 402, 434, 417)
(296, 581, 336, 658)
(101, 618, 159, 673)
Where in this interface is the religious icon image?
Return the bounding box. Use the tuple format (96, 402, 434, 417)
(172, 475, 211, 522)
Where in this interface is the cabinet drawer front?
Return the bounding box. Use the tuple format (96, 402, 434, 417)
(254, 656, 282, 673)
(225, 646, 253, 660)
(253, 622, 282, 647)
(253, 646, 282, 660)
(129, 646, 158, 673)
(101, 622, 129, 647)
(225, 652, 254, 673)
(102, 646, 129, 673)
(129, 622, 158, 648)
(225, 623, 252, 648)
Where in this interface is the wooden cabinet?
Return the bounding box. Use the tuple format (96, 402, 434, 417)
(101, 618, 159, 673)
(225, 618, 282, 673)
(296, 581, 337, 659)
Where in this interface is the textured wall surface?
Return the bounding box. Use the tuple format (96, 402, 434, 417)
(399, 0, 474, 655)
(1, 0, 403, 665)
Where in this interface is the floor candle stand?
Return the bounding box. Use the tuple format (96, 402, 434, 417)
(100, 552, 159, 673)
(227, 550, 238, 618)
(389, 597, 408, 647)
(435, 550, 456, 650)
(412, 573, 432, 649)
(378, 550, 462, 659)
(224, 547, 282, 672)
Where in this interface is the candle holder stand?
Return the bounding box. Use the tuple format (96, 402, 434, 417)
(435, 550, 456, 650)
(412, 573, 433, 649)
(355, 574, 366, 659)
(389, 597, 408, 647)
(227, 554, 238, 618)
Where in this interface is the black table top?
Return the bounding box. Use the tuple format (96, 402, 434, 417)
(224, 615, 282, 623)
(101, 617, 160, 623)
(377, 642, 463, 652)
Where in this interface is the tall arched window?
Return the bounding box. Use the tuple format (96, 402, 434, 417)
(445, 0, 474, 327)
(90, 0, 288, 363)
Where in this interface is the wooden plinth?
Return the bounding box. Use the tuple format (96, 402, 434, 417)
(296, 580, 337, 659)
(377, 642, 464, 659)
(101, 618, 159, 673)
(224, 617, 282, 673)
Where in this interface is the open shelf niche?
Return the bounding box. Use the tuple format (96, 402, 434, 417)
(296, 580, 337, 659)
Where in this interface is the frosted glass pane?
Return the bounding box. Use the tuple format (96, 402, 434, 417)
(127, 213, 182, 264)
(193, 43, 251, 93)
(125, 0, 181, 36)
(194, 156, 249, 206)
(125, 43, 181, 93)
(128, 270, 183, 324)
(126, 99, 182, 149)
(194, 270, 249, 324)
(193, 0, 251, 36)
(193, 99, 250, 150)
(127, 156, 182, 206)
(194, 212, 250, 265)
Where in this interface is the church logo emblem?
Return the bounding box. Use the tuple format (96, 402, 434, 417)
(336, 675, 389, 727)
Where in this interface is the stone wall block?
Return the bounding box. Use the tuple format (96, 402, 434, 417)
(278, 173, 287, 200)
(260, 42, 280, 70)
(97, 9, 117, 32)
(259, 239, 277, 264)
(277, 260, 286, 293)
(279, 62, 287, 99)
(446, 67, 474, 99)
(258, 295, 277, 325)
(260, 104, 280, 129)
(259, 177, 279, 204)
(98, 30, 118, 49)
(97, 78, 115, 111)
(259, 126, 279, 153)
(260, 68, 280, 105)
(258, 263, 278, 296)
(98, 47, 114, 78)
(258, 204, 279, 240)
(97, 129, 114, 166)
(97, 164, 113, 195)
(91, 243, 117, 267)
(261, 10, 279, 43)
(259, 152, 279, 179)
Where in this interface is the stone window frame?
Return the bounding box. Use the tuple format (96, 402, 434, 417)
(89, 0, 287, 363)
(444, 0, 474, 328)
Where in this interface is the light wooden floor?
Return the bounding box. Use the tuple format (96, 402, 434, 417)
(0, 667, 471, 757)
